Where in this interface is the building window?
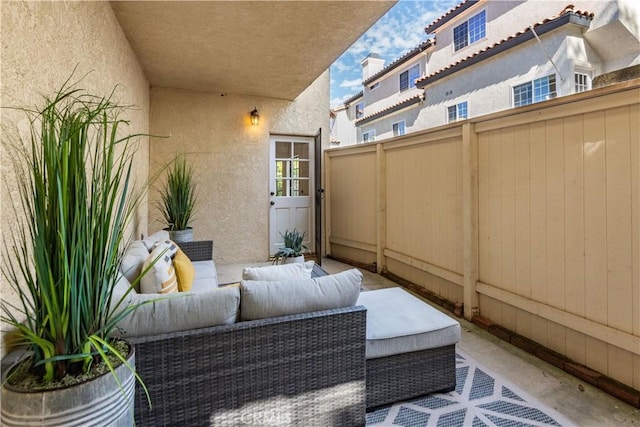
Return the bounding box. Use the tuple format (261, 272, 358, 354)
(392, 121, 406, 136)
(399, 64, 420, 92)
(355, 102, 364, 119)
(574, 72, 590, 93)
(447, 101, 468, 123)
(454, 10, 486, 51)
(362, 130, 376, 143)
(369, 82, 380, 91)
(513, 74, 557, 107)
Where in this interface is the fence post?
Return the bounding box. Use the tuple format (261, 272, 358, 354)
(462, 123, 479, 319)
(324, 150, 332, 258)
(376, 143, 386, 273)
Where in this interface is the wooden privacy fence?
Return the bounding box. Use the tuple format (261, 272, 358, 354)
(325, 80, 639, 391)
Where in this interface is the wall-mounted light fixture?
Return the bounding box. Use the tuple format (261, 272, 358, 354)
(250, 107, 259, 126)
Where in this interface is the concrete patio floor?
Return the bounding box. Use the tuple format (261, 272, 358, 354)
(218, 258, 640, 426)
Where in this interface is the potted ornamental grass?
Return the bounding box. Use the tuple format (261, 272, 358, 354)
(159, 155, 197, 243)
(1, 79, 151, 425)
(272, 229, 309, 264)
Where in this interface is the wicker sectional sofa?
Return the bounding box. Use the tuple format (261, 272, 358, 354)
(130, 305, 367, 426)
(114, 240, 367, 426)
(116, 239, 459, 426)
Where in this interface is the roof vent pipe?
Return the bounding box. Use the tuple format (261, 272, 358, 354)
(530, 25, 564, 81)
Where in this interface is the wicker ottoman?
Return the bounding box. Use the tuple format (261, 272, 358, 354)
(357, 287, 461, 409)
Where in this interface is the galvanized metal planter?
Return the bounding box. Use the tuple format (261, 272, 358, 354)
(1, 346, 136, 427)
(168, 227, 194, 243)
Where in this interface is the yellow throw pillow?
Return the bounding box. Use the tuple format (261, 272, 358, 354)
(173, 249, 195, 292)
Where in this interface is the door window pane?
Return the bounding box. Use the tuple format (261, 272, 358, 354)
(276, 141, 291, 158)
(274, 140, 310, 197)
(294, 142, 309, 160)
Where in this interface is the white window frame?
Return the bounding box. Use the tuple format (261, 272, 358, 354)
(362, 130, 376, 143)
(512, 74, 557, 108)
(447, 101, 468, 123)
(392, 120, 406, 137)
(574, 68, 592, 93)
(453, 9, 486, 52)
(399, 63, 420, 92)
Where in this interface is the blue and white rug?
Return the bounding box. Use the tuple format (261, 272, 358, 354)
(366, 350, 574, 427)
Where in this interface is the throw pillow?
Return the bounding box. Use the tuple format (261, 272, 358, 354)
(120, 240, 150, 285)
(240, 268, 362, 321)
(141, 229, 170, 251)
(140, 240, 179, 294)
(242, 260, 315, 281)
(173, 249, 195, 292)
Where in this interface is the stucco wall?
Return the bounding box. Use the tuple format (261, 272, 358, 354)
(1, 1, 149, 355)
(149, 71, 329, 265)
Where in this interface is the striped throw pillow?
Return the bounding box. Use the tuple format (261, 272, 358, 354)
(139, 240, 179, 294)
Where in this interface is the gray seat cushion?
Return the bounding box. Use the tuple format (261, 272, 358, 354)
(191, 260, 219, 291)
(357, 287, 461, 359)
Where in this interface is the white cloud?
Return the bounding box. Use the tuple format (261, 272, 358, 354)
(332, 59, 353, 73)
(330, 96, 348, 108)
(339, 78, 362, 89)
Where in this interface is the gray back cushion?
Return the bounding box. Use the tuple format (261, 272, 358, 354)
(240, 269, 362, 321)
(112, 285, 240, 338)
(242, 261, 315, 281)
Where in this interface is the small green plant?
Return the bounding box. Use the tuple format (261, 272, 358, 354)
(1, 78, 150, 398)
(272, 229, 308, 264)
(160, 155, 197, 231)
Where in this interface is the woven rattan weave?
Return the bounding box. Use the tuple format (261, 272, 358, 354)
(131, 243, 366, 426)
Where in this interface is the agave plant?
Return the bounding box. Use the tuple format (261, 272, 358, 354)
(160, 155, 197, 231)
(1, 80, 149, 390)
(272, 229, 308, 264)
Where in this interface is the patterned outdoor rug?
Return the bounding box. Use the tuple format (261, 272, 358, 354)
(366, 350, 574, 427)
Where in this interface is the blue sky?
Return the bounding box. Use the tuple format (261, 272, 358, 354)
(330, 0, 461, 108)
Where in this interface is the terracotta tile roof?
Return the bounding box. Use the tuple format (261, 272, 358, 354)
(355, 94, 423, 126)
(424, 0, 479, 34)
(363, 39, 435, 86)
(417, 5, 594, 88)
(343, 90, 363, 106)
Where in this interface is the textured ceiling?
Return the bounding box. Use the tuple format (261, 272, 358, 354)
(111, 1, 395, 100)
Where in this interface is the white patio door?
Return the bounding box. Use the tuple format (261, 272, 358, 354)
(269, 135, 313, 255)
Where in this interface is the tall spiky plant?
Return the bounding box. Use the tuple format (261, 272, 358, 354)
(1, 79, 149, 389)
(272, 229, 308, 264)
(160, 155, 197, 231)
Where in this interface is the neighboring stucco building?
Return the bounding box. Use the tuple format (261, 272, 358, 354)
(339, 0, 640, 145)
